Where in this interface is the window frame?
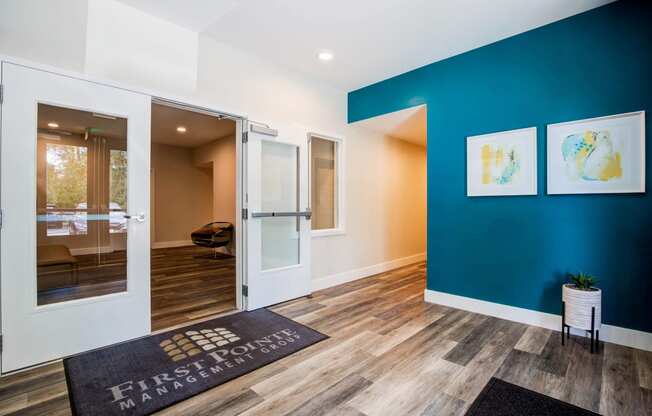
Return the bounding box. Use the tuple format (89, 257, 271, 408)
(308, 132, 346, 238)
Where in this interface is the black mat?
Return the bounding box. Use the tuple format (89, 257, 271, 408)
(64, 309, 327, 416)
(466, 378, 600, 416)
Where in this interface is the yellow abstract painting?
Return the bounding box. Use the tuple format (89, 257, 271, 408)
(480, 144, 520, 185)
(562, 130, 622, 182)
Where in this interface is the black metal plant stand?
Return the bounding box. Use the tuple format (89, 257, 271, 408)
(561, 301, 600, 353)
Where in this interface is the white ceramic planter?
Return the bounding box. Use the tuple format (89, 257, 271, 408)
(562, 284, 601, 331)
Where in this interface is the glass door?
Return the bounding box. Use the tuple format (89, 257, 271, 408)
(36, 104, 129, 305)
(244, 123, 311, 309)
(1, 62, 151, 373)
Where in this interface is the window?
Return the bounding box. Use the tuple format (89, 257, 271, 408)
(45, 143, 89, 236)
(36, 103, 129, 305)
(310, 133, 345, 236)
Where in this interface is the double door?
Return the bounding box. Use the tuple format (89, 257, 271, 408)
(0, 62, 313, 373)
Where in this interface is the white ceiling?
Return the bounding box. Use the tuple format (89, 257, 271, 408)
(117, 0, 239, 32)
(354, 105, 427, 147)
(151, 104, 235, 148)
(117, 0, 612, 91)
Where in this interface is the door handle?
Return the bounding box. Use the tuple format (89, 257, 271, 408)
(251, 210, 312, 220)
(124, 213, 146, 222)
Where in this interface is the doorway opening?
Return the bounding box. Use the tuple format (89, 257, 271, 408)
(351, 104, 428, 278)
(150, 102, 238, 331)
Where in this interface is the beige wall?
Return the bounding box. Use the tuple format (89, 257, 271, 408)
(378, 136, 427, 259)
(193, 136, 236, 226)
(151, 144, 213, 244)
(312, 128, 427, 279)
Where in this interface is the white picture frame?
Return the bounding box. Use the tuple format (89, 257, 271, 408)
(547, 111, 645, 195)
(467, 127, 537, 197)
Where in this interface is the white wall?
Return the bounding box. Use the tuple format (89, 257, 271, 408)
(0, 0, 88, 72)
(0, 0, 426, 284)
(85, 0, 198, 95)
(195, 34, 345, 129)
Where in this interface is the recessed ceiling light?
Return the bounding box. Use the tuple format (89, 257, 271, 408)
(317, 50, 334, 61)
(177, 126, 187, 133)
(48, 122, 59, 128)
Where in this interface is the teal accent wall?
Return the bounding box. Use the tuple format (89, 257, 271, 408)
(348, 0, 652, 333)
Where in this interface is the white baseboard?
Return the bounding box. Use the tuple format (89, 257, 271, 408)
(424, 289, 652, 352)
(312, 252, 425, 292)
(152, 240, 194, 249)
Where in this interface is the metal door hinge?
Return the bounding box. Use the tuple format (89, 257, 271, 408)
(0, 334, 3, 352)
(0, 84, 3, 104)
(242, 131, 248, 143)
(242, 285, 248, 297)
(242, 208, 248, 220)
(0, 209, 3, 229)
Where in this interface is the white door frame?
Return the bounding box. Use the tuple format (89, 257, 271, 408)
(0, 55, 249, 373)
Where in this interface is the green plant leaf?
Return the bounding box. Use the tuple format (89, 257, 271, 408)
(567, 271, 597, 290)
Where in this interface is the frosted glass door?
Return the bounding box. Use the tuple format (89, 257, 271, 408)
(260, 141, 300, 270)
(244, 124, 311, 310)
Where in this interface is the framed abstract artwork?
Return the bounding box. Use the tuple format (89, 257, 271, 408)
(467, 127, 537, 197)
(547, 111, 645, 194)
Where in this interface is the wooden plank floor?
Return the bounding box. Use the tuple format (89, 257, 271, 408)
(38, 245, 236, 330)
(1, 262, 650, 415)
(150, 246, 235, 331)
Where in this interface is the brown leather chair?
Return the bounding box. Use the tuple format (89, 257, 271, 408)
(190, 222, 234, 256)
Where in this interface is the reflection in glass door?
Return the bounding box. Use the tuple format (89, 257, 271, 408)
(36, 103, 128, 305)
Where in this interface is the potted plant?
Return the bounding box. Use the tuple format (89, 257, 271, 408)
(562, 272, 601, 352)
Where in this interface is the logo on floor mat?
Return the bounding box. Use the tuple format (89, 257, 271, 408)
(159, 327, 241, 362)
